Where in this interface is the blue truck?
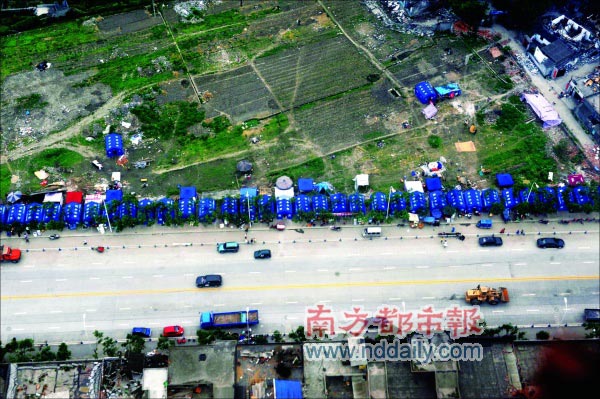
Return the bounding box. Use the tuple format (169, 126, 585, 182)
(200, 310, 259, 329)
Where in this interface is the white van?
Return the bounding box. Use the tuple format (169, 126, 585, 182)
(362, 226, 382, 238)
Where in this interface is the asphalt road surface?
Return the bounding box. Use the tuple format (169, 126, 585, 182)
(1, 222, 599, 344)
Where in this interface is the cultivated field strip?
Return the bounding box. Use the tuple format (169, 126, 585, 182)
(254, 35, 378, 109)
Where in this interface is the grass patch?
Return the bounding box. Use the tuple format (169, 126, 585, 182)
(29, 148, 85, 171)
(266, 158, 326, 181)
(0, 164, 11, 197)
(15, 93, 48, 111)
(260, 114, 289, 141)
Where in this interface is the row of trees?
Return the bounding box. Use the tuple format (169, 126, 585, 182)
(0, 339, 71, 363)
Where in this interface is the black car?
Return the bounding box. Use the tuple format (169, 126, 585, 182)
(478, 236, 503, 247)
(196, 274, 222, 288)
(536, 237, 565, 249)
(254, 249, 271, 259)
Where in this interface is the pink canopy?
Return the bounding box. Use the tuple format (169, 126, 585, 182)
(520, 93, 562, 129)
(422, 103, 438, 119)
(567, 174, 585, 186)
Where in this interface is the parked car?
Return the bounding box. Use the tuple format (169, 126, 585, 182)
(254, 249, 271, 259)
(536, 237, 565, 249)
(217, 242, 239, 253)
(478, 236, 503, 247)
(163, 325, 184, 337)
(196, 274, 222, 288)
(131, 327, 152, 338)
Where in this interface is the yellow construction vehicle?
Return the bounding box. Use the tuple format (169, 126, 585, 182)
(465, 285, 509, 305)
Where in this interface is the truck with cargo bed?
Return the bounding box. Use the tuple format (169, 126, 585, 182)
(1, 245, 22, 263)
(200, 310, 259, 329)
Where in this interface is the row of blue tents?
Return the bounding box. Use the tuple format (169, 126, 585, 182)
(0, 184, 595, 231)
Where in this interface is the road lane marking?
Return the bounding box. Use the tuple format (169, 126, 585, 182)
(286, 301, 298, 304)
(492, 310, 504, 313)
(149, 322, 160, 325)
(48, 326, 60, 329)
(153, 275, 164, 278)
(287, 317, 298, 320)
(416, 266, 429, 269)
(20, 280, 32, 283)
(522, 293, 537, 296)
(481, 264, 493, 267)
(14, 312, 27, 315)
(184, 273, 194, 277)
(92, 262, 102, 265)
(349, 268, 361, 271)
(50, 310, 62, 313)
(85, 309, 96, 312)
(320, 300, 332, 303)
(388, 297, 402, 301)
(251, 302, 263, 305)
(182, 320, 191, 324)
(24, 265, 35, 268)
(381, 252, 394, 255)
(12, 328, 25, 331)
(118, 323, 129, 326)
(383, 267, 396, 270)
(214, 304, 225, 307)
(317, 269, 328, 272)
(184, 305, 192, 308)
(558, 292, 571, 296)
(249, 271, 261, 274)
(122, 276, 133, 279)
(284, 270, 297, 273)
(422, 296, 435, 299)
(119, 307, 131, 311)
(526, 309, 540, 312)
(3, 275, 599, 300)
(510, 249, 525, 251)
(55, 278, 67, 282)
(351, 299, 364, 302)
(514, 263, 527, 266)
(123, 261, 135, 264)
(89, 277, 100, 280)
(550, 262, 561, 265)
(578, 247, 590, 249)
(447, 250, 458, 253)
(583, 261, 595, 264)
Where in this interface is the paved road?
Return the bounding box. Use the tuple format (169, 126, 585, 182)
(2, 220, 598, 344)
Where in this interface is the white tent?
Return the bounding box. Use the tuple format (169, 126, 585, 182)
(353, 174, 369, 191)
(404, 180, 424, 193)
(43, 192, 64, 204)
(274, 187, 294, 200)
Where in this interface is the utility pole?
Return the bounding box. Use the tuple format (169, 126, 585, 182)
(151, 0, 156, 17)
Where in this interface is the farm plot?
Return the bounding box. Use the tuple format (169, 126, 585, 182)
(97, 9, 162, 35)
(254, 35, 379, 109)
(193, 65, 279, 123)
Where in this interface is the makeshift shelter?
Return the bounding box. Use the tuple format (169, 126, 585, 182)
(298, 178, 315, 193)
(25, 203, 44, 224)
(179, 186, 197, 200)
(389, 192, 407, 215)
(63, 202, 82, 229)
(572, 186, 590, 205)
(481, 189, 501, 211)
(422, 103, 438, 119)
(0, 204, 8, 224)
(294, 194, 312, 214)
(520, 93, 562, 129)
(65, 191, 83, 204)
(414, 81, 438, 104)
(425, 177, 442, 191)
(446, 189, 466, 213)
(315, 182, 334, 194)
(519, 188, 537, 204)
(556, 186, 568, 211)
(276, 176, 293, 190)
(370, 192, 387, 212)
(353, 174, 369, 191)
(138, 199, 155, 224)
(463, 189, 482, 213)
(501, 188, 520, 209)
(273, 379, 302, 399)
(348, 193, 366, 214)
(105, 133, 124, 158)
(567, 174, 585, 186)
(221, 198, 238, 217)
(276, 198, 293, 219)
(236, 160, 253, 173)
(434, 83, 461, 99)
(7, 191, 22, 204)
(156, 198, 175, 225)
(118, 202, 138, 219)
(7, 204, 26, 224)
(312, 195, 329, 214)
(105, 189, 123, 205)
(197, 198, 216, 221)
(404, 180, 424, 193)
(41, 202, 62, 223)
(239, 197, 257, 221)
(240, 187, 258, 199)
(428, 190, 447, 211)
(258, 195, 275, 220)
(275, 187, 294, 200)
(421, 161, 445, 177)
(82, 202, 100, 226)
(496, 173, 514, 188)
(331, 193, 348, 215)
(409, 191, 426, 213)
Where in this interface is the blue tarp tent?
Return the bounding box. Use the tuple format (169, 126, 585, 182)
(138, 199, 155, 223)
(463, 189, 482, 213)
(409, 191, 426, 213)
(178, 198, 195, 219)
(25, 203, 44, 224)
(221, 198, 238, 217)
(389, 192, 407, 215)
(156, 198, 175, 225)
(274, 380, 303, 399)
(105, 190, 123, 204)
(239, 197, 256, 221)
(298, 178, 314, 193)
(294, 194, 312, 214)
(556, 186, 568, 211)
(446, 190, 466, 213)
(496, 173, 514, 188)
(434, 83, 461, 99)
(258, 195, 275, 220)
(41, 203, 62, 223)
(331, 193, 348, 214)
(415, 81, 438, 104)
(428, 190, 447, 210)
(537, 187, 558, 211)
(105, 133, 124, 158)
(197, 198, 216, 220)
(240, 187, 258, 199)
(348, 193, 366, 214)
(482, 189, 501, 211)
(312, 195, 329, 214)
(63, 202, 82, 229)
(83, 202, 100, 226)
(276, 198, 292, 219)
(572, 186, 590, 206)
(370, 192, 387, 212)
(501, 188, 519, 209)
(425, 177, 443, 191)
(179, 186, 197, 200)
(519, 188, 537, 204)
(7, 204, 26, 224)
(0, 204, 8, 224)
(118, 202, 138, 219)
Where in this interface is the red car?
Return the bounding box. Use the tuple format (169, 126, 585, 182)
(163, 325, 184, 337)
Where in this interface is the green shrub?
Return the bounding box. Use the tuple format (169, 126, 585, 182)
(428, 135, 442, 148)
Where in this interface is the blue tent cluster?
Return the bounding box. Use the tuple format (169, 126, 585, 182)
(294, 195, 312, 214)
(105, 133, 124, 158)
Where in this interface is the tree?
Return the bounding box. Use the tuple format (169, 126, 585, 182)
(102, 337, 119, 357)
(157, 335, 174, 351)
(272, 330, 284, 343)
(489, 202, 504, 216)
(536, 331, 550, 340)
(288, 326, 306, 343)
(122, 334, 146, 354)
(6, 338, 36, 363)
(449, 0, 488, 31)
(583, 322, 600, 339)
(35, 346, 56, 362)
(56, 343, 71, 361)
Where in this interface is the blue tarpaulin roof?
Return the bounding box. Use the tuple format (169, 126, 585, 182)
(371, 192, 387, 212)
(83, 202, 99, 225)
(274, 379, 303, 399)
(556, 186, 568, 211)
(463, 189, 482, 213)
(519, 188, 537, 204)
(7, 204, 26, 224)
(118, 202, 138, 219)
(348, 193, 366, 214)
(414, 81, 438, 104)
(434, 83, 461, 98)
(496, 173, 514, 188)
(221, 198, 238, 215)
(331, 193, 348, 214)
(63, 203, 82, 229)
(239, 198, 256, 221)
(482, 189, 501, 211)
(277, 198, 293, 219)
(409, 191, 426, 212)
(446, 190, 466, 212)
(572, 186, 590, 205)
(312, 195, 329, 214)
(156, 198, 175, 225)
(179, 186, 197, 200)
(425, 177, 443, 191)
(178, 198, 195, 219)
(105, 133, 124, 158)
(390, 192, 407, 214)
(198, 198, 216, 219)
(294, 194, 312, 214)
(139, 199, 154, 209)
(298, 178, 314, 193)
(0, 204, 8, 224)
(428, 190, 447, 210)
(105, 190, 123, 204)
(25, 203, 44, 223)
(501, 188, 520, 209)
(240, 187, 258, 198)
(258, 195, 275, 218)
(41, 203, 62, 223)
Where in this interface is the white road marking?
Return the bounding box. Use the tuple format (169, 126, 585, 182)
(92, 262, 102, 265)
(317, 269, 329, 272)
(492, 310, 504, 313)
(286, 301, 298, 304)
(352, 299, 364, 302)
(388, 297, 402, 301)
(284, 270, 296, 273)
(481, 264, 493, 267)
(422, 296, 435, 300)
(447, 250, 458, 253)
(122, 276, 133, 279)
(182, 320, 191, 324)
(349, 268, 361, 271)
(55, 278, 67, 282)
(184, 305, 192, 308)
(50, 310, 62, 314)
(14, 312, 27, 316)
(550, 262, 561, 265)
(149, 322, 160, 325)
(578, 247, 591, 249)
(184, 273, 194, 277)
(251, 302, 263, 305)
(48, 326, 60, 329)
(448, 265, 461, 268)
(24, 265, 35, 268)
(20, 280, 32, 283)
(119, 307, 131, 311)
(383, 267, 396, 270)
(514, 263, 527, 266)
(478, 249, 490, 252)
(583, 261, 595, 264)
(285, 255, 297, 258)
(85, 309, 96, 312)
(320, 300, 332, 303)
(381, 252, 394, 255)
(152, 275, 164, 278)
(123, 261, 135, 264)
(522, 293, 537, 296)
(89, 277, 100, 280)
(249, 271, 261, 274)
(526, 309, 540, 312)
(416, 266, 429, 269)
(591, 292, 600, 295)
(214, 304, 225, 307)
(510, 248, 525, 251)
(118, 323, 129, 326)
(12, 328, 25, 331)
(287, 317, 298, 320)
